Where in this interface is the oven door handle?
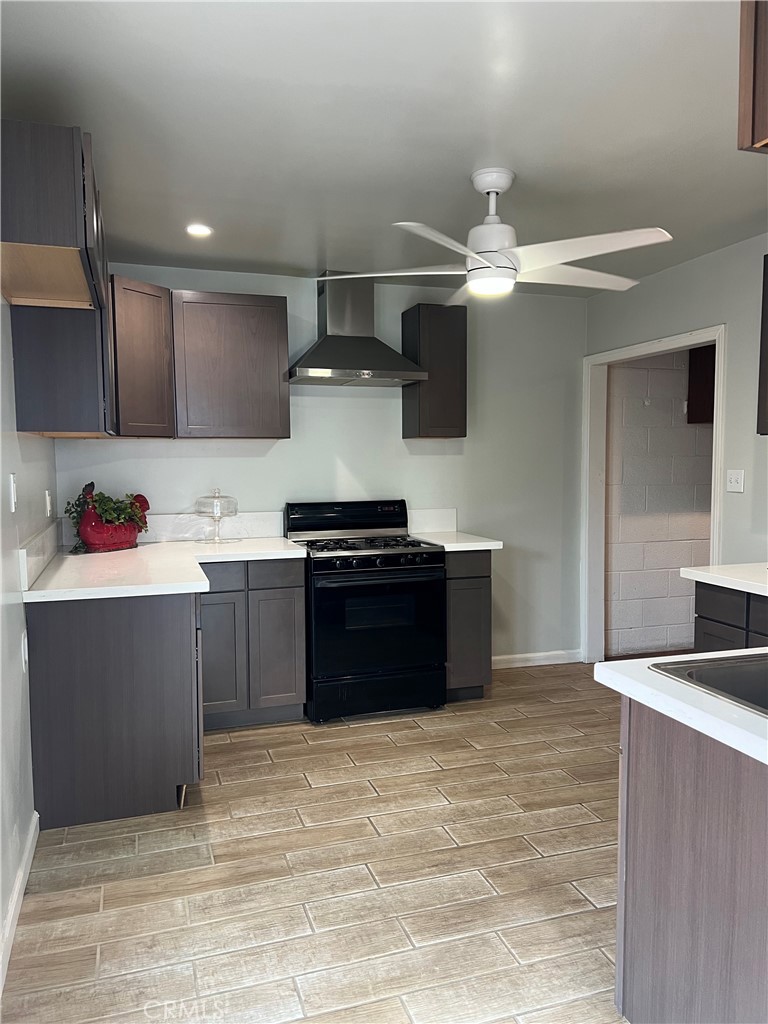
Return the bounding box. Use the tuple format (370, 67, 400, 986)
(313, 569, 445, 588)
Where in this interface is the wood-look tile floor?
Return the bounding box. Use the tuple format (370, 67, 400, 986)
(4, 665, 626, 1024)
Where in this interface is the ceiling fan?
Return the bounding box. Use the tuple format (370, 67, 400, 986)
(319, 168, 672, 303)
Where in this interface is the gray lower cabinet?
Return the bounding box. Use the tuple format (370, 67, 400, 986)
(202, 559, 306, 730)
(26, 594, 200, 830)
(446, 551, 492, 700)
(616, 698, 767, 1023)
(249, 587, 305, 709)
(200, 591, 248, 715)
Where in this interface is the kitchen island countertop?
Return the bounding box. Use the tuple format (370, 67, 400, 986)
(679, 561, 767, 596)
(23, 537, 306, 603)
(595, 647, 768, 764)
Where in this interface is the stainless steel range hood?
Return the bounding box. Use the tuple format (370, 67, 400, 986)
(288, 276, 428, 387)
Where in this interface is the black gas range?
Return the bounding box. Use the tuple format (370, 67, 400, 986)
(285, 500, 447, 722)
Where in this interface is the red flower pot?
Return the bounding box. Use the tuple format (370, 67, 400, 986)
(78, 509, 141, 553)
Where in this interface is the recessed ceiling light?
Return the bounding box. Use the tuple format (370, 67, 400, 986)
(186, 223, 212, 237)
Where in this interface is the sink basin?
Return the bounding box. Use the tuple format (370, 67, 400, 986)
(649, 653, 768, 715)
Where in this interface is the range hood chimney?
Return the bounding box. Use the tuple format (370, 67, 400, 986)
(288, 276, 428, 387)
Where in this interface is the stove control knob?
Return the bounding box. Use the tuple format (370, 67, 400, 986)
(376, 557, 386, 567)
(334, 559, 345, 570)
(413, 554, 423, 564)
(351, 558, 363, 569)
(400, 555, 408, 566)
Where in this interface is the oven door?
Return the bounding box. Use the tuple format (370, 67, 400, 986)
(310, 568, 446, 680)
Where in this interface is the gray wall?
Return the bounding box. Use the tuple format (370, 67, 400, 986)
(0, 299, 56, 979)
(55, 264, 588, 659)
(587, 233, 768, 563)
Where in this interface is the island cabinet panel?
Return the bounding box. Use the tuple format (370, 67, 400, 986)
(249, 587, 306, 709)
(172, 290, 290, 438)
(617, 699, 768, 1024)
(11, 305, 116, 436)
(111, 276, 175, 437)
(446, 551, 492, 699)
(401, 303, 467, 438)
(199, 591, 248, 715)
(26, 594, 200, 830)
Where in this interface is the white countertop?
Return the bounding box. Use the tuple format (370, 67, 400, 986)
(680, 562, 768, 597)
(412, 532, 503, 552)
(595, 648, 768, 764)
(23, 538, 306, 603)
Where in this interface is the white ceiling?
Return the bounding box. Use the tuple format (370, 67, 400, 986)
(2, 1, 766, 292)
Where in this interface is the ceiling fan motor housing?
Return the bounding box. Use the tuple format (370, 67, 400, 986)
(466, 222, 518, 270)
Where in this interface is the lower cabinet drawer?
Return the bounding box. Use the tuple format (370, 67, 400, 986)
(694, 616, 747, 653)
(248, 559, 305, 590)
(202, 561, 246, 593)
(446, 551, 491, 579)
(694, 583, 748, 630)
(748, 594, 768, 637)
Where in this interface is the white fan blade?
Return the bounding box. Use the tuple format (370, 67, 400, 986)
(394, 222, 495, 269)
(316, 265, 465, 281)
(517, 265, 637, 291)
(444, 283, 472, 306)
(505, 227, 672, 274)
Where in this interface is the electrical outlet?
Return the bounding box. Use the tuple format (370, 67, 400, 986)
(8, 473, 17, 514)
(45, 489, 53, 517)
(726, 469, 745, 493)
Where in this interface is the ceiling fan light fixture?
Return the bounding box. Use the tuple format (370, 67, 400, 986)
(186, 222, 213, 237)
(466, 265, 517, 297)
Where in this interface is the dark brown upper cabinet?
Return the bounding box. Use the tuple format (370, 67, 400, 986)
(172, 290, 290, 438)
(757, 254, 768, 434)
(401, 303, 467, 438)
(738, 0, 768, 153)
(11, 305, 116, 437)
(686, 344, 716, 424)
(1, 119, 107, 309)
(112, 276, 175, 437)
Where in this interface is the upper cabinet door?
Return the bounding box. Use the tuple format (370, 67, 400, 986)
(402, 303, 467, 438)
(172, 290, 290, 438)
(111, 276, 175, 437)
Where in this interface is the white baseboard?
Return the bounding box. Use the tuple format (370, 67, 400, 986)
(492, 649, 583, 669)
(1, 810, 39, 992)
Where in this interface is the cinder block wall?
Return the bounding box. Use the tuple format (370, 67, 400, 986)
(605, 350, 712, 656)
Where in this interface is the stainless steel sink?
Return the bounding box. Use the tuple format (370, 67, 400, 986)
(649, 653, 768, 715)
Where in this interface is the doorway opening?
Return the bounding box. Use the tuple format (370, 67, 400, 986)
(580, 326, 726, 663)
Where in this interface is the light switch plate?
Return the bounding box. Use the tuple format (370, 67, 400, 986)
(726, 469, 745, 493)
(45, 489, 53, 517)
(8, 473, 16, 514)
